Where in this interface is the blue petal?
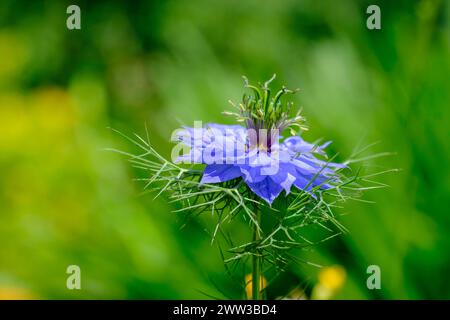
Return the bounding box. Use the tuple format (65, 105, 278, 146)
(292, 174, 313, 191)
(269, 163, 298, 194)
(200, 164, 242, 184)
(239, 165, 267, 183)
(283, 136, 316, 153)
(246, 177, 283, 205)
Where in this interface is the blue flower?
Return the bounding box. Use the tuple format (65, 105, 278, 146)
(174, 123, 345, 205)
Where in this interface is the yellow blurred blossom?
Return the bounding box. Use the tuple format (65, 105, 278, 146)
(0, 88, 77, 151)
(245, 273, 267, 299)
(312, 265, 346, 300)
(0, 287, 35, 300)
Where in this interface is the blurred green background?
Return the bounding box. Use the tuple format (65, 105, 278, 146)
(0, 0, 449, 299)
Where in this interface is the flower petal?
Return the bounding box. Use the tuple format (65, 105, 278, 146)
(246, 177, 283, 205)
(200, 164, 242, 184)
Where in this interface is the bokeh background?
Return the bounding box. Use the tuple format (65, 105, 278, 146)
(0, 0, 449, 299)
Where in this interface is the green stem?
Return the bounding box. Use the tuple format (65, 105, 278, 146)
(252, 207, 261, 300)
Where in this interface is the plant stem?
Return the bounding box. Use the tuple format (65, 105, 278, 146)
(252, 207, 261, 300)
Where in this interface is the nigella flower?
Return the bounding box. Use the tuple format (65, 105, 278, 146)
(111, 75, 387, 300)
(174, 123, 345, 204)
(173, 75, 345, 205)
